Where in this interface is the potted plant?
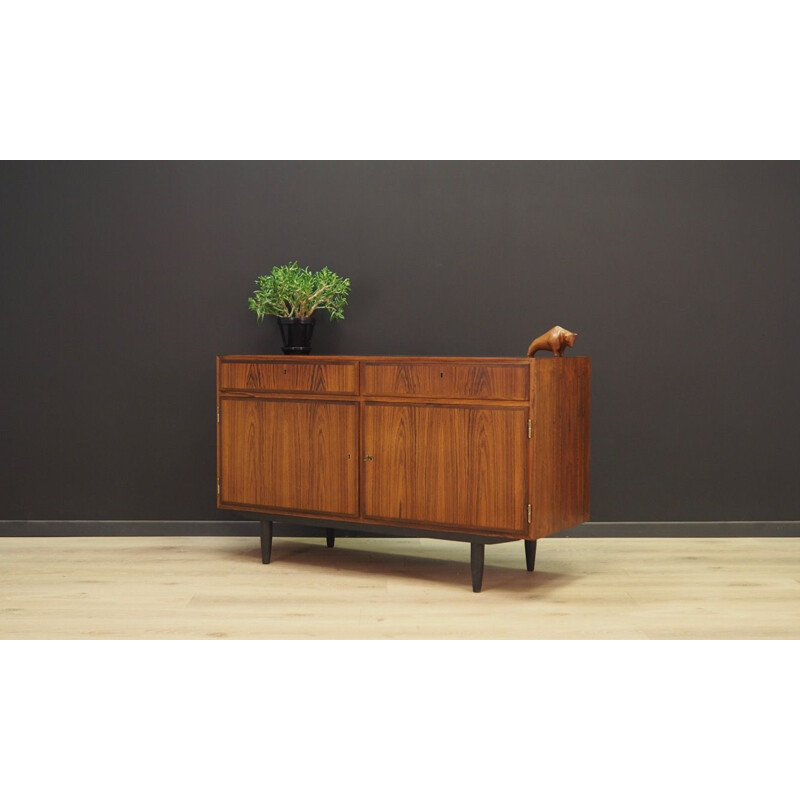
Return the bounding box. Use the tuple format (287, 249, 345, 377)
(248, 261, 351, 354)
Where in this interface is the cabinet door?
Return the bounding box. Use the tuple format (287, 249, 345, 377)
(219, 397, 358, 517)
(362, 403, 527, 534)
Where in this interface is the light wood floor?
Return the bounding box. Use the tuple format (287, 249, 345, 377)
(1, 535, 799, 638)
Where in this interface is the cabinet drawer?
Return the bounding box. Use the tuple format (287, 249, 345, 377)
(362, 362, 529, 401)
(219, 360, 357, 395)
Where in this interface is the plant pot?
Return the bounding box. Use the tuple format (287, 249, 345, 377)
(276, 317, 316, 355)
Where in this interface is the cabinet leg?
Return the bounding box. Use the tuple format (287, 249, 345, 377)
(260, 520, 273, 564)
(470, 543, 485, 593)
(524, 539, 537, 572)
(326, 528, 335, 548)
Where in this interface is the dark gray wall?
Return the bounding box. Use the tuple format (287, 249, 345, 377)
(1, 161, 798, 522)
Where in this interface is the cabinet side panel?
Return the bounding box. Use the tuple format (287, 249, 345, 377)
(531, 358, 591, 538)
(216, 356, 221, 506)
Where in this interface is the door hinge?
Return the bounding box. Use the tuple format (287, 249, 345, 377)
(527, 419, 532, 439)
(527, 504, 532, 524)
(217, 478, 220, 496)
(216, 406, 220, 423)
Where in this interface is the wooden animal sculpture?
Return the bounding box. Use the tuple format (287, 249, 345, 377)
(526, 326, 577, 357)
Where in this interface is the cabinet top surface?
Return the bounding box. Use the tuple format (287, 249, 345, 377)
(219, 355, 589, 364)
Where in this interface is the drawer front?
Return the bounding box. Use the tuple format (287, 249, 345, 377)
(219, 360, 357, 394)
(361, 362, 529, 401)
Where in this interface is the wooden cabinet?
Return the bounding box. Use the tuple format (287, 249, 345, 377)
(217, 354, 591, 591)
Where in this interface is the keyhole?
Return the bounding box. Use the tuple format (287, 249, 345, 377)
(283, 369, 287, 374)
(440, 372, 444, 378)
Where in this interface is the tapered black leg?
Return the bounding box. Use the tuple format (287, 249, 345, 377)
(260, 520, 273, 564)
(524, 539, 537, 572)
(470, 542, 485, 593)
(326, 528, 335, 548)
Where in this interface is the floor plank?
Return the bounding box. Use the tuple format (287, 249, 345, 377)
(1, 535, 799, 639)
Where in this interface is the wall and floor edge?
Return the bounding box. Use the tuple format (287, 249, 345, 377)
(1, 521, 798, 537)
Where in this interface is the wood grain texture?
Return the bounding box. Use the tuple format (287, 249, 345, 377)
(219, 360, 357, 394)
(362, 361, 529, 400)
(530, 357, 591, 538)
(3, 536, 799, 639)
(362, 402, 527, 533)
(219, 397, 358, 517)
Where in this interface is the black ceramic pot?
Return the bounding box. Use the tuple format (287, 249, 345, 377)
(276, 317, 316, 354)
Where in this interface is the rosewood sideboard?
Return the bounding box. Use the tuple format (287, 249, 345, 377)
(216, 355, 591, 591)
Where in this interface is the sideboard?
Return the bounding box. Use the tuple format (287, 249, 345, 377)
(217, 354, 590, 591)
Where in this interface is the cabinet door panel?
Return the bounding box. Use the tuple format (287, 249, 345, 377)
(362, 403, 527, 533)
(220, 398, 358, 516)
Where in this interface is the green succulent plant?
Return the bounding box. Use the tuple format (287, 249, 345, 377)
(248, 261, 351, 322)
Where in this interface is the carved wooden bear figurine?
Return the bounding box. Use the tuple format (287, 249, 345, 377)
(526, 326, 577, 357)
